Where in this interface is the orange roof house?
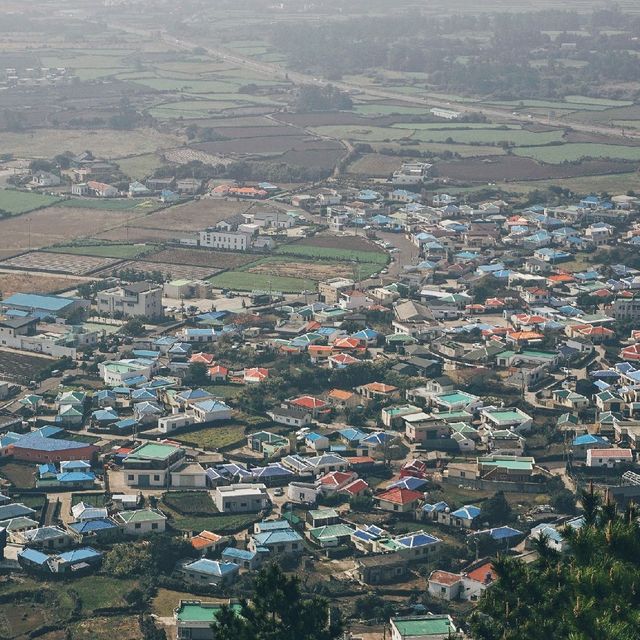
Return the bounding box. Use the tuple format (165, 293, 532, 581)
(190, 530, 225, 552)
(244, 367, 269, 383)
(190, 352, 215, 365)
(357, 382, 399, 400)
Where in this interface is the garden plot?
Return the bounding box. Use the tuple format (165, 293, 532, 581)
(0, 251, 120, 275)
(0, 272, 90, 297)
(145, 248, 255, 270)
(94, 259, 217, 281)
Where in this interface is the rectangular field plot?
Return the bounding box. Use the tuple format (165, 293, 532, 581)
(0, 251, 120, 275)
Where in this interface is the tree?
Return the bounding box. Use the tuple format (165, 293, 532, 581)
(470, 492, 640, 640)
(550, 489, 577, 515)
(184, 361, 209, 387)
(122, 317, 146, 337)
(480, 491, 512, 526)
(103, 542, 151, 577)
(211, 564, 342, 640)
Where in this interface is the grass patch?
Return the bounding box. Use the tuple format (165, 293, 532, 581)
(513, 143, 640, 163)
(70, 575, 138, 612)
(152, 588, 219, 617)
(174, 423, 247, 450)
(205, 384, 244, 399)
(0, 189, 62, 215)
(276, 243, 388, 264)
(162, 490, 217, 515)
(353, 104, 431, 116)
(71, 492, 107, 507)
(116, 154, 165, 181)
(47, 243, 155, 259)
(208, 270, 309, 293)
(166, 510, 258, 534)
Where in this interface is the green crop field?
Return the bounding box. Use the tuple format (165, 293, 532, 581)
(353, 104, 431, 116)
(392, 123, 522, 131)
(410, 127, 564, 145)
(0, 189, 62, 215)
(167, 512, 259, 533)
(513, 143, 640, 163)
(162, 491, 217, 514)
(209, 270, 309, 293)
(116, 153, 165, 180)
(276, 244, 389, 264)
(149, 100, 251, 119)
(132, 77, 239, 93)
(174, 423, 247, 450)
(47, 243, 155, 259)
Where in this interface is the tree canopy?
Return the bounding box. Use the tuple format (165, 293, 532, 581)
(470, 487, 640, 640)
(211, 564, 342, 640)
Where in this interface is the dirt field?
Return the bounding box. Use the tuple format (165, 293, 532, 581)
(299, 234, 384, 253)
(0, 206, 147, 252)
(133, 199, 253, 231)
(0, 350, 53, 382)
(0, 251, 119, 275)
(347, 153, 405, 177)
(246, 258, 353, 281)
(0, 271, 91, 296)
(95, 227, 181, 243)
(145, 247, 255, 269)
(0, 128, 183, 159)
(94, 259, 217, 281)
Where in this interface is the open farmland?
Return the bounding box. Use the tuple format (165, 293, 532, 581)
(0, 128, 183, 159)
(0, 271, 90, 296)
(209, 270, 309, 293)
(0, 350, 54, 382)
(276, 242, 389, 264)
(46, 243, 156, 259)
(145, 247, 255, 269)
(0, 189, 62, 215)
(0, 251, 120, 275)
(0, 205, 149, 253)
(513, 143, 640, 163)
(174, 424, 247, 450)
(246, 256, 359, 282)
(62, 198, 160, 212)
(133, 198, 253, 231)
(95, 259, 217, 281)
(436, 156, 635, 182)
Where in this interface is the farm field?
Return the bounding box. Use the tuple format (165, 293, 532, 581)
(0, 461, 36, 488)
(0, 271, 89, 296)
(96, 259, 216, 281)
(174, 423, 247, 450)
(0, 251, 120, 275)
(62, 198, 160, 212)
(0, 350, 57, 383)
(0, 206, 148, 253)
(0, 189, 62, 215)
(246, 256, 354, 282)
(145, 247, 255, 269)
(276, 242, 388, 264)
(313, 123, 565, 146)
(0, 128, 183, 159)
(133, 198, 252, 231)
(209, 270, 309, 293)
(162, 490, 217, 514)
(46, 243, 156, 259)
(513, 143, 640, 163)
(115, 153, 165, 180)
